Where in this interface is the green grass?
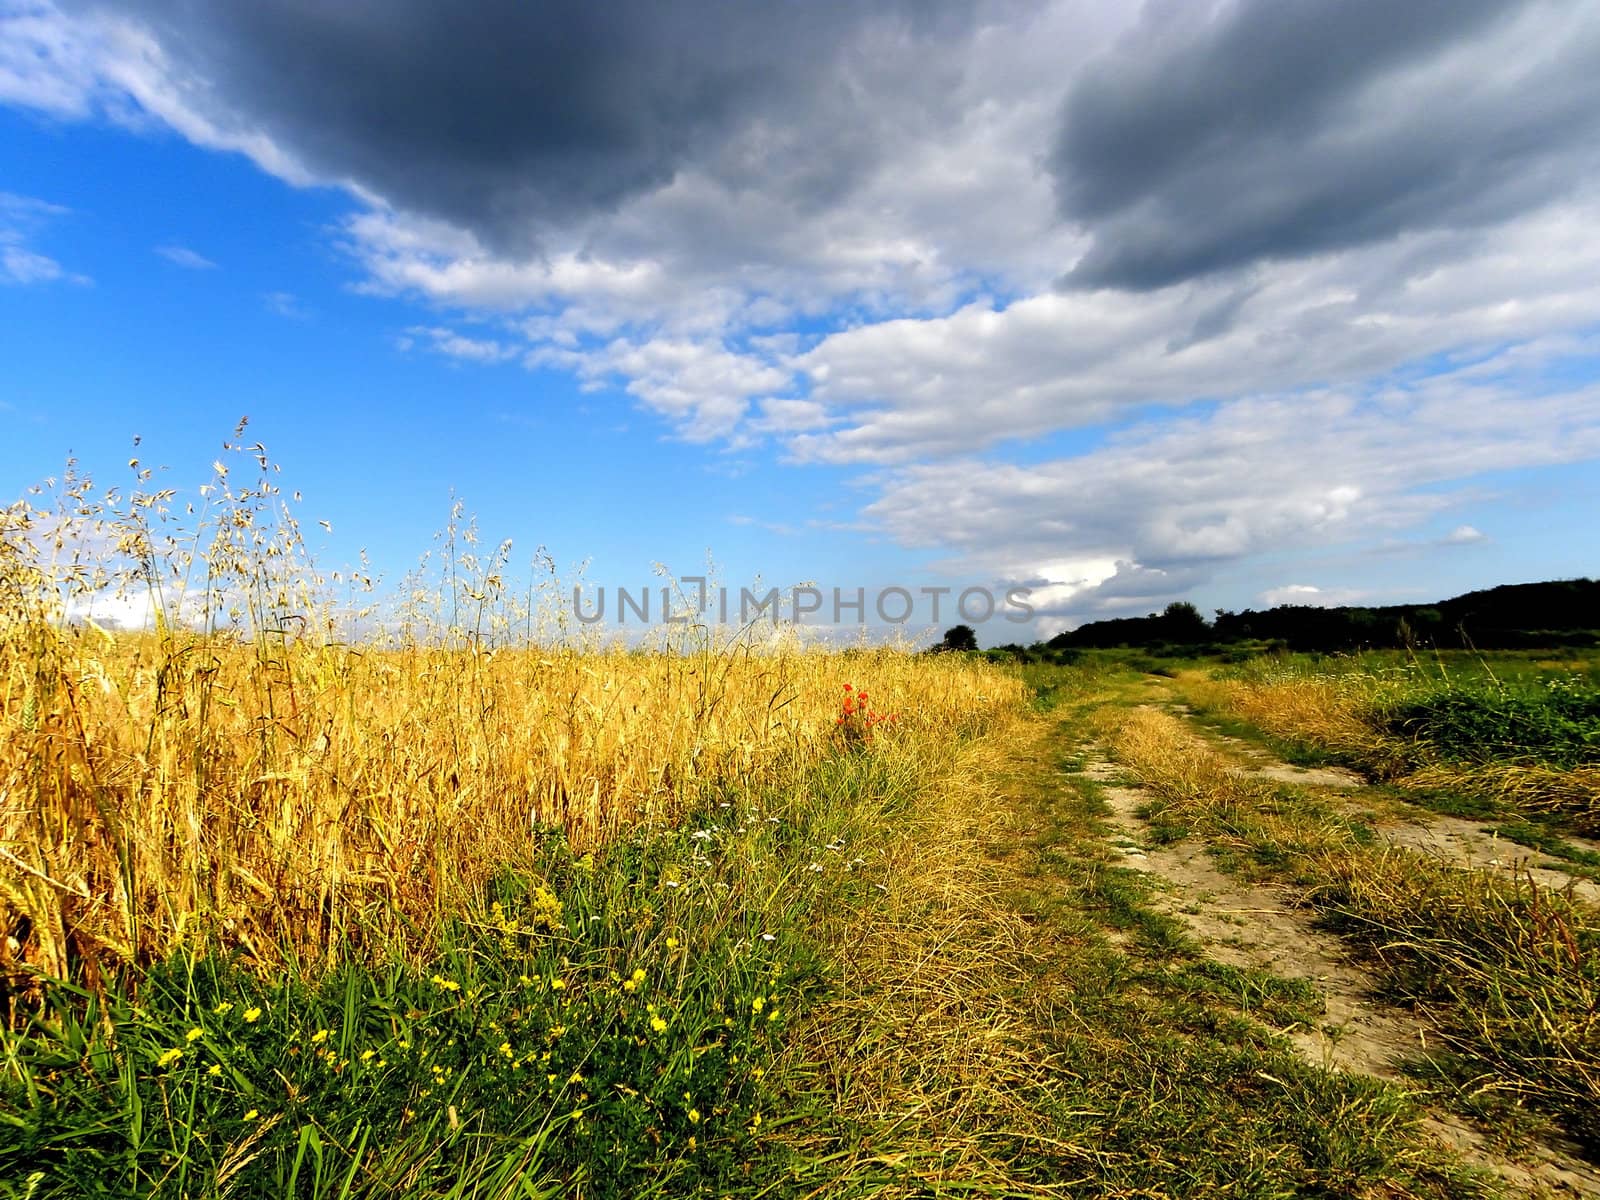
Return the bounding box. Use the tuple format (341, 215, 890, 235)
(0, 743, 934, 1199)
(1224, 649, 1600, 772)
(1381, 684, 1600, 768)
(1197, 650, 1600, 837)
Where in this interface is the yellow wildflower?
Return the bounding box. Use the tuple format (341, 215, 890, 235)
(185, 1027, 204, 1043)
(156, 1048, 183, 1068)
(310, 1029, 330, 1045)
(650, 1015, 668, 1034)
(212, 1001, 234, 1016)
(688, 1108, 701, 1124)
(529, 884, 564, 932)
(243, 1007, 262, 1023)
(207, 1064, 222, 1077)
(244, 1109, 259, 1121)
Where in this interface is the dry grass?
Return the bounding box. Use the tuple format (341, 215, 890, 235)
(803, 696, 1495, 1198)
(1180, 672, 1398, 769)
(790, 709, 1070, 1193)
(1402, 761, 1600, 828)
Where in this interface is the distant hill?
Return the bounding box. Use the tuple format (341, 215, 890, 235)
(1045, 578, 1600, 652)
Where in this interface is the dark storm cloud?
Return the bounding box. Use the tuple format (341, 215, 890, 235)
(1052, 0, 1600, 290)
(74, 0, 982, 252)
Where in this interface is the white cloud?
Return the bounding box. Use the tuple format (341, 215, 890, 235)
(0, 191, 88, 284)
(399, 324, 517, 365)
(342, 185, 1600, 470)
(62, 585, 247, 631)
(0, 191, 67, 219)
(749, 398, 835, 435)
(1445, 524, 1487, 544)
(0, 1, 109, 116)
(11, 1, 1600, 454)
(2, 244, 65, 283)
(791, 200, 1600, 464)
(526, 335, 792, 442)
(262, 290, 309, 319)
(1258, 584, 1371, 608)
(1, 2, 316, 183)
(155, 244, 216, 269)
(63, 589, 160, 630)
(1013, 557, 1122, 617)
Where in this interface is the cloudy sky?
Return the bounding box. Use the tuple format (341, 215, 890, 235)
(3, 0, 1598, 639)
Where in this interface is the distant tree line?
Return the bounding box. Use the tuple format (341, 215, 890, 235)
(1043, 579, 1600, 653)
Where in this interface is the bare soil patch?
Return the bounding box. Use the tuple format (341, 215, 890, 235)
(1373, 812, 1600, 909)
(1240, 761, 1366, 788)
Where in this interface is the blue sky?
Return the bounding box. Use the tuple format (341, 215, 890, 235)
(3, 0, 1599, 642)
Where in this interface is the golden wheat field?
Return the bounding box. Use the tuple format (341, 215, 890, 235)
(0, 619, 1023, 986)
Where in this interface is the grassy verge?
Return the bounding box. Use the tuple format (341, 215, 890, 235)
(1102, 703, 1600, 1155)
(1179, 653, 1600, 834)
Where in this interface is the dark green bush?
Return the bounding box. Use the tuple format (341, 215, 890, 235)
(1382, 678, 1600, 768)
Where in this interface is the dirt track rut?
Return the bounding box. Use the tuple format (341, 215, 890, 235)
(1085, 716, 1600, 1198)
